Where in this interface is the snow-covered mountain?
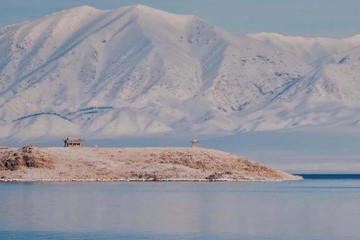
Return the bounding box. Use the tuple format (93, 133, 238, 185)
(0, 5, 359, 142)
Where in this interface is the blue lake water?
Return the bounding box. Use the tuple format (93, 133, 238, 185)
(1, 177, 360, 240)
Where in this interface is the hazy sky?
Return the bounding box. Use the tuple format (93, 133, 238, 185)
(0, 0, 359, 38)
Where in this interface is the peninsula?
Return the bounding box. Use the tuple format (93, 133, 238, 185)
(0, 145, 302, 182)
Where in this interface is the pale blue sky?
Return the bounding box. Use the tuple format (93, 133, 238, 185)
(0, 0, 359, 38)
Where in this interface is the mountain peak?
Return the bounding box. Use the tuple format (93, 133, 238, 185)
(1, 5, 360, 141)
(130, 4, 156, 12)
(69, 5, 98, 11)
(57, 5, 100, 15)
(125, 4, 196, 24)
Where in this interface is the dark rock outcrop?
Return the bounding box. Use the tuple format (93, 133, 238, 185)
(0, 146, 54, 171)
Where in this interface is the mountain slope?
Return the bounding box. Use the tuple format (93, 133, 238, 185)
(0, 5, 359, 142)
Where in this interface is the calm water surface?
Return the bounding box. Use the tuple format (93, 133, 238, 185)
(0, 177, 360, 240)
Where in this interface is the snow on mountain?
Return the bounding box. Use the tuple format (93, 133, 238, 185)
(248, 32, 358, 65)
(0, 5, 359, 142)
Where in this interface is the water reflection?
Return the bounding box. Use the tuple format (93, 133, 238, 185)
(0, 181, 360, 239)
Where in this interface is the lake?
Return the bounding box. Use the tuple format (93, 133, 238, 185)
(1, 176, 360, 240)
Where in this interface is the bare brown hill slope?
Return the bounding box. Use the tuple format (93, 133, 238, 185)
(0, 146, 302, 182)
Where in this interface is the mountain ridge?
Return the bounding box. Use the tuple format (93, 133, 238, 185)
(0, 5, 360, 142)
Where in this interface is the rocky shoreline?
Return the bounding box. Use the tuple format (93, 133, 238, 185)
(0, 146, 302, 182)
(0, 178, 287, 182)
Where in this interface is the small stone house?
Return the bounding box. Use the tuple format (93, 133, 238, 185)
(191, 139, 199, 147)
(63, 137, 84, 147)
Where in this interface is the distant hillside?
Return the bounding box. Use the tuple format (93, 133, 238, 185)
(0, 5, 359, 141)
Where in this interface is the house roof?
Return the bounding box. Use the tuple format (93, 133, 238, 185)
(64, 137, 84, 142)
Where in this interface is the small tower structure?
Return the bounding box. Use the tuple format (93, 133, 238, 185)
(63, 137, 84, 147)
(191, 139, 199, 147)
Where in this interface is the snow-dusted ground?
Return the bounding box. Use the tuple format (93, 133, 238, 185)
(0, 5, 360, 141)
(0, 146, 301, 182)
(0, 126, 355, 174)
